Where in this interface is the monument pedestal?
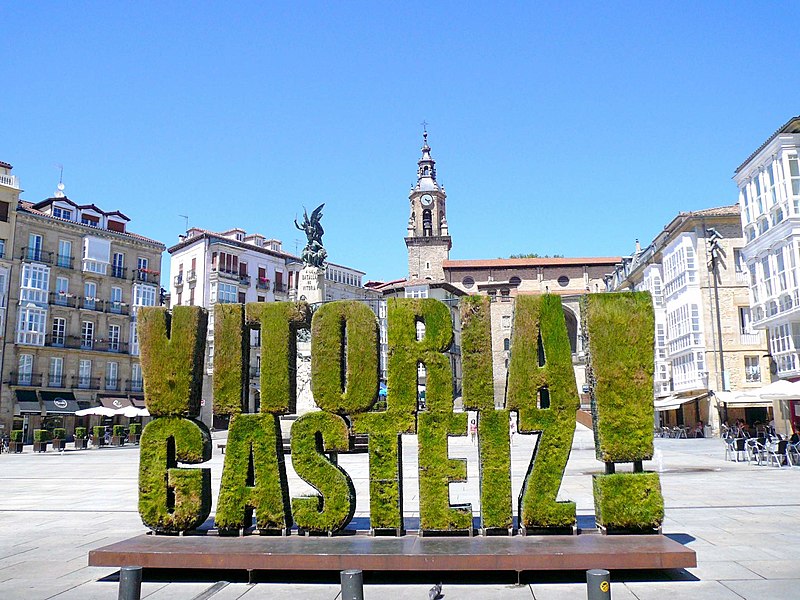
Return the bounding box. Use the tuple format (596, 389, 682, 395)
(299, 266, 325, 304)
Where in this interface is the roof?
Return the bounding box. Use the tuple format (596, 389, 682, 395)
(443, 257, 622, 270)
(31, 197, 131, 220)
(374, 278, 467, 296)
(684, 204, 740, 218)
(0, 161, 12, 169)
(18, 201, 164, 247)
(168, 229, 300, 262)
(735, 115, 800, 174)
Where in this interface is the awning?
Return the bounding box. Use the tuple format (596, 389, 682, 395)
(99, 396, 132, 410)
(40, 392, 80, 415)
(130, 397, 146, 408)
(654, 392, 709, 411)
(15, 389, 42, 415)
(714, 390, 774, 408)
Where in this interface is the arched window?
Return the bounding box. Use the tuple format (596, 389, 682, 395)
(422, 210, 432, 236)
(423, 166, 429, 176)
(503, 338, 510, 351)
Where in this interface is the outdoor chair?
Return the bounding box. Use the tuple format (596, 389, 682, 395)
(725, 438, 748, 462)
(788, 441, 800, 466)
(747, 438, 768, 465)
(766, 440, 789, 467)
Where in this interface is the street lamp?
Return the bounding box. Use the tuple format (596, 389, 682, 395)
(706, 227, 728, 392)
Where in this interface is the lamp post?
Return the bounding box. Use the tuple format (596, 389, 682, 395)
(707, 227, 727, 393)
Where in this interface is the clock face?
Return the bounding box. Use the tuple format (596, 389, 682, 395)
(420, 194, 433, 207)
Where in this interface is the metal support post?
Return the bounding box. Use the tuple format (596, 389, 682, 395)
(118, 566, 142, 600)
(340, 569, 364, 600)
(587, 568, 611, 599)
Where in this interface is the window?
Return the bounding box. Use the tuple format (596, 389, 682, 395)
(81, 213, 100, 226)
(57, 240, 72, 268)
(0, 239, 5, 259)
(133, 284, 157, 307)
(106, 362, 119, 389)
(49, 357, 64, 387)
(82, 237, 110, 274)
(189, 287, 195, 306)
(462, 276, 474, 289)
(17, 306, 47, 345)
(502, 315, 511, 329)
(112, 252, 125, 278)
(84, 281, 97, 310)
(557, 275, 570, 287)
(217, 283, 237, 303)
(131, 363, 143, 391)
(509, 276, 521, 286)
(52, 206, 72, 220)
(18, 354, 33, 385)
(27, 233, 43, 262)
(110, 286, 123, 313)
(238, 292, 246, 304)
(78, 359, 92, 388)
(137, 257, 149, 280)
(503, 338, 510, 351)
(81, 321, 95, 349)
(0, 201, 8, 221)
(130, 322, 139, 356)
(51, 317, 66, 346)
(744, 356, 761, 383)
(20, 263, 50, 304)
(404, 285, 428, 299)
(214, 252, 237, 274)
(108, 324, 121, 351)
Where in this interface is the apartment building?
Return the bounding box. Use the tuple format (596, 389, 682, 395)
(1, 190, 165, 439)
(733, 115, 800, 433)
(0, 162, 20, 439)
(608, 206, 770, 434)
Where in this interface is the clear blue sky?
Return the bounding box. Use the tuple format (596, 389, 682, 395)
(3, 2, 799, 283)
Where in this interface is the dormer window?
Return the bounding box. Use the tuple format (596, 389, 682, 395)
(107, 219, 125, 233)
(53, 207, 72, 220)
(81, 214, 100, 227)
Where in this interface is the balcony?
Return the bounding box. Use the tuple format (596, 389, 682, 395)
(72, 376, 101, 390)
(186, 270, 197, 283)
(8, 372, 43, 386)
(50, 292, 78, 308)
(274, 282, 286, 293)
(133, 269, 160, 285)
(55, 255, 74, 269)
(239, 274, 251, 286)
(0, 173, 20, 189)
(45, 375, 67, 389)
(211, 267, 240, 282)
(106, 301, 129, 315)
(82, 258, 108, 275)
(256, 277, 270, 290)
(740, 332, 762, 345)
(80, 297, 104, 312)
(21, 247, 53, 264)
(174, 273, 184, 287)
(95, 340, 129, 354)
(111, 266, 127, 279)
(126, 378, 144, 393)
(45, 334, 78, 349)
(104, 378, 121, 391)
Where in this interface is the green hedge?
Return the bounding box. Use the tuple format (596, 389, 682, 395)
(215, 413, 293, 534)
(593, 472, 664, 532)
(129, 423, 142, 436)
(245, 302, 310, 414)
(113, 425, 125, 437)
(311, 301, 379, 414)
(460, 296, 512, 531)
(10, 430, 23, 442)
(33, 429, 49, 443)
(418, 412, 472, 532)
(585, 293, 655, 462)
(507, 295, 578, 532)
(74, 427, 87, 439)
(138, 417, 212, 533)
(93, 426, 106, 439)
(53, 428, 67, 440)
(213, 303, 248, 416)
(138, 306, 208, 418)
(290, 411, 355, 533)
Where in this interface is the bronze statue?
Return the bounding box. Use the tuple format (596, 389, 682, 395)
(294, 203, 327, 268)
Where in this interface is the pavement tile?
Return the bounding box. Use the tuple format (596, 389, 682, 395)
(721, 578, 800, 600)
(736, 560, 799, 579)
(624, 580, 746, 599)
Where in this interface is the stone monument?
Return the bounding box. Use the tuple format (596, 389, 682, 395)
(294, 203, 327, 305)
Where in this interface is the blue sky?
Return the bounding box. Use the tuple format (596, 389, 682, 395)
(3, 2, 800, 282)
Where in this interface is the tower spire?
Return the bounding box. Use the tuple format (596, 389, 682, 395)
(416, 128, 437, 186)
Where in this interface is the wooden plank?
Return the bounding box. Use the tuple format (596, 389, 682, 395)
(89, 533, 696, 572)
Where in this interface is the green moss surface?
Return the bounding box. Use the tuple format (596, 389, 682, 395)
(311, 300, 379, 414)
(246, 302, 310, 414)
(290, 411, 355, 533)
(213, 303, 248, 416)
(138, 417, 212, 533)
(593, 472, 664, 532)
(215, 413, 293, 534)
(418, 412, 472, 532)
(138, 306, 208, 418)
(460, 296, 512, 531)
(507, 294, 579, 532)
(585, 293, 656, 462)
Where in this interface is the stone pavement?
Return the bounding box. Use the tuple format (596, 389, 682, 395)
(1, 424, 799, 599)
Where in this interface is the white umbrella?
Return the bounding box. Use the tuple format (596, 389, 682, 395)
(115, 405, 142, 418)
(75, 406, 117, 417)
(758, 379, 800, 400)
(138, 407, 150, 417)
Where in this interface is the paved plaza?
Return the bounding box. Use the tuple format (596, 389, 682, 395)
(1, 424, 799, 599)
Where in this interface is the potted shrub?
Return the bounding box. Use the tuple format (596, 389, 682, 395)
(74, 427, 88, 450)
(128, 422, 142, 444)
(9, 430, 24, 453)
(33, 429, 49, 453)
(52, 428, 67, 451)
(92, 425, 106, 447)
(112, 424, 126, 446)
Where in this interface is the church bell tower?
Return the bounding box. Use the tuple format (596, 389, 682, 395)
(405, 131, 451, 281)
